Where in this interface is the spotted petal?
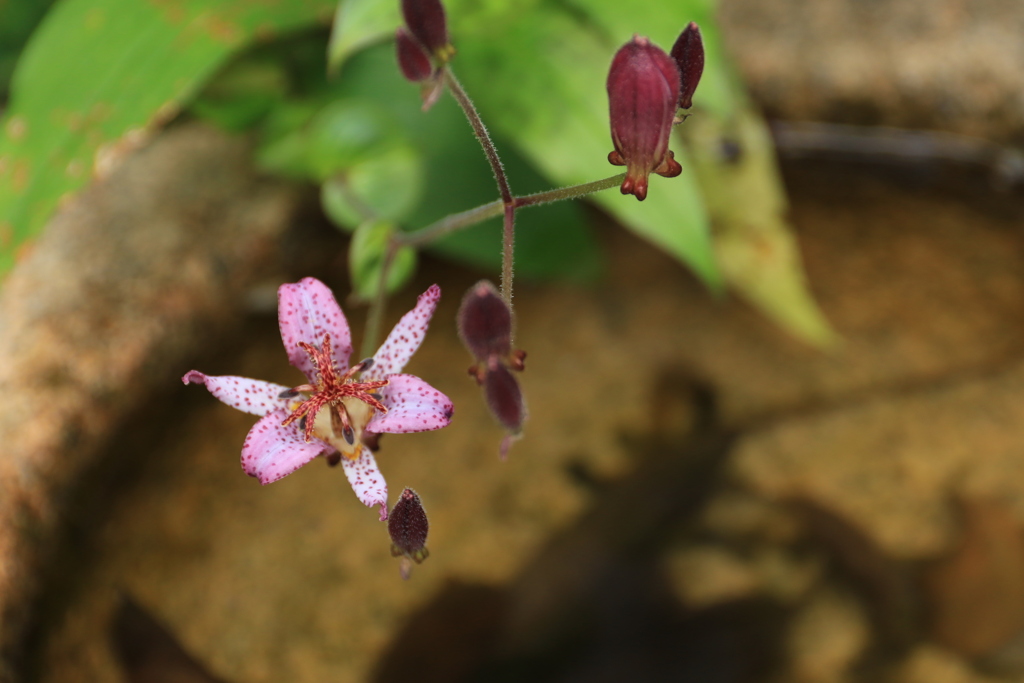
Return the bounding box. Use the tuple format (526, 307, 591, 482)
(182, 371, 290, 417)
(342, 446, 389, 521)
(366, 373, 453, 435)
(278, 277, 353, 380)
(365, 284, 440, 380)
(242, 408, 326, 484)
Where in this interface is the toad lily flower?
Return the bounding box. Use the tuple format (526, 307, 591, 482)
(182, 278, 453, 521)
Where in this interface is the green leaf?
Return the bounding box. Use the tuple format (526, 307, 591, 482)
(332, 44, 603, 283)
(327, 0, 399, 73)
(512, 0, 835, 344)
(320, 142, 424, 229)
(329, 0, 719, 287)
(349, 220, 417, 301)
(0, 0, 333, 278)
(680, 110, 836, 346)
(189, 59, 290, 131)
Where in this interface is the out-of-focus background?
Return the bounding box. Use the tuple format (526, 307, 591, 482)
(3, 0, 1024, 681)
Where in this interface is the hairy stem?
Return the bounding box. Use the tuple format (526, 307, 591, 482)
(443, 69, 513, 204)
(444, 68, 516, 306)
(514, 173, 626, 209)
(394, 199, 503, 248)
(362, 172, 625, 351)
(394, 173, 626, 249)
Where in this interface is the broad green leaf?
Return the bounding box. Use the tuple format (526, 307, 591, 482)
(349, 220, 417, 301)
(329, 0, 720, 287)
(0, 0, 55, 97)
(681, 111, 836, 346)
(536, 0, 835, 344)
(327, 0, 399, 73)
(0, 0, 333, 277)
(320, 142, 424, 228)
(331, 44, 603, 283)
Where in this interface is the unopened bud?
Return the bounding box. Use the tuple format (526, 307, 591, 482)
(401, 0, 450, 57)
(670, 22, 704, 109)
(396, 27, 433, 83)
(388, 488, 430, 580)
(606, 35, 683, 201)
(483, 360, 526, 435)
(457, 280, 512, 362)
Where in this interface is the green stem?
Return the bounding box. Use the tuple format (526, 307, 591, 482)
(443, 69, 513, 205)
(444, 68, 517, 307)
(360, 241, 396, 360)
(514, 173, 626, 209)
(361, 172, 625, 352)
(394, 199, 503, 248)
(393, 172, 626, 250)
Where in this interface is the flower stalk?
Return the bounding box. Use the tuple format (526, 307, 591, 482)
(442, 68, 517, 309)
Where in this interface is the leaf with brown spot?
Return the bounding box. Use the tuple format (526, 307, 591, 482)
(0, 0, 333, 279)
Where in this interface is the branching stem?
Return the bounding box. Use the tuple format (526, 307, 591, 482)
(359, 166, 624, 351)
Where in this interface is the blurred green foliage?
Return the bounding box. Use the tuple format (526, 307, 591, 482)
(0, 0, 832, 343)
(0, 0, 334, 275)
(0, 0, 55, 99)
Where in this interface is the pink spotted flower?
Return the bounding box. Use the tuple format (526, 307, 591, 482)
(182, 278, 453, 520)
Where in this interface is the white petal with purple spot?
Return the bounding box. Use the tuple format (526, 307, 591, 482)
(341, 446, 389, 520)
(366, 374, 454, 434)
(366, 284, 440, 380)
(278, 277, 353, 380)
(182, 371, 291, 417)
(242, 408, 326, 484)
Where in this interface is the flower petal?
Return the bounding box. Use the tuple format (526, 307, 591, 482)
(242, 408, 326, 484)
(342, 446, 389, 521)
(182, 371, 290, 416)
(366, 285, 440, 380)
(278, 277, 353, 379)
(366, 373, 453, 434)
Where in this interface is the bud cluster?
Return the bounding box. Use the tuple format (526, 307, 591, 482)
(606, 23, 705, 201)
(457, 280, 527, 453)
(396, 0, 456, 110)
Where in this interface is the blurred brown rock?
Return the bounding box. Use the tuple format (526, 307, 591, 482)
(720, 0, 1024, 140)
(924, 498, 1024, 658)
(0, 123, 305, 679)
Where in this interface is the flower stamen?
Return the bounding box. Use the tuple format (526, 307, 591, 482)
(281, 333, 389, 443)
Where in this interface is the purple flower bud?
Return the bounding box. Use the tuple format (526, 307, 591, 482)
(388, 488, 430, 569)
(670, 22, 704, 109)
(606, 35, 683, 201)
(401, 0, 450, 57)
(457, 280, 512, 362)
(483, 359, 526, 435)
(396, 27, 433, 83)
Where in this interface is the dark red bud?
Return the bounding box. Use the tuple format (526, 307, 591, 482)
(388, 488, 429, 563)
(484, 359, 526, 434)
(396, 27, 433, 83)
(401, 0, 450, 56)
(457, 280, 512, 362)
(670, 22, 704, 109)
(607, 35, 683, 201)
